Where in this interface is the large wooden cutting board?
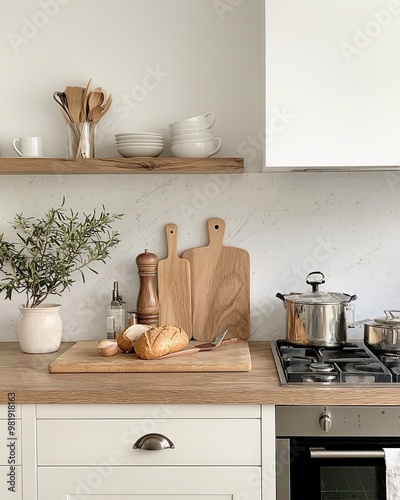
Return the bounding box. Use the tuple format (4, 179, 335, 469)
(158, 224, 192, 336)
(48, 340, 251, 373)
(182, 218, 250, 342)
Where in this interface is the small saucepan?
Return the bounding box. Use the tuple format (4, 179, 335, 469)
(364, 310, 400, 352)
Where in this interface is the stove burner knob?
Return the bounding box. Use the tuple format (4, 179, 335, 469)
(319, 413, 333, 432)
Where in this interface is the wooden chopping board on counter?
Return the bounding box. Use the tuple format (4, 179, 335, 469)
(48, 340, 251, 373)
(182, 218, 250, 342)
(157, 224, 192, 336)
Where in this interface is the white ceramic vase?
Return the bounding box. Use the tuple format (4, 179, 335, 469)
(17, 304, 63, 354)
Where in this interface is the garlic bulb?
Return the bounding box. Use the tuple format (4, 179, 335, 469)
(97, 339, 119, 357)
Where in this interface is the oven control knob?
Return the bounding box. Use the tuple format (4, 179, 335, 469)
(319, 413, 332, 432)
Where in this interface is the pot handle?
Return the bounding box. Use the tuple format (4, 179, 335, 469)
(348, 318, 373, 329)
(306, 271, 325, 292)
(384, 310, 400, 319)
(276, 293, 286, 302)
(344, 293, 357, 303)
(344, 295, 357, 328)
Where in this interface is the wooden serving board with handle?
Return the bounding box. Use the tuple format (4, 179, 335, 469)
(48, 340, 251, 373)
(182, 218, 250, 341)
(157, 224, 192, 337)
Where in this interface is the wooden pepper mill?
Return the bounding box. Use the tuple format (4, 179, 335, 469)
(136, 249, 159, 327)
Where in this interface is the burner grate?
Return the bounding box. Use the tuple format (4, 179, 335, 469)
(272, 340, 394, 385)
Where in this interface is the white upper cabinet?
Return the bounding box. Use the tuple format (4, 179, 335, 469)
(265, 0, 400, 170)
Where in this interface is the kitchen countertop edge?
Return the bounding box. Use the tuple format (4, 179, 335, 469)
(1, 342, 400, 405)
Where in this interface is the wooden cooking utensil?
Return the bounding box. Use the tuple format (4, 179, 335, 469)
(158, 224, 192, 337)
(88, 94, 111, 123)
(80, 78, 92, 122)
(65, 86, 85, 123)
(90, 105, 103, 123)
(182, 218, 250, 341)
(156, 338, 238, 360)
(100, 94, 112, 117)
(87, 87, 105, 121)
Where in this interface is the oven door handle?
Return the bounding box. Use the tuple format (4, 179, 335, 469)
(310, 447, 384, 459)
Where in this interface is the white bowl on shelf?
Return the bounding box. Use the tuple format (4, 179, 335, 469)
(116, 136, 164, 140)
(116, 139, 164, 145)
(170, 129, 213, 139)
(115, 132, 164, 139)
(169, 112, 215, 128)
(169, 123, 211, 132)
(117, 141, 164, 147)
(117, 144, 164, 158)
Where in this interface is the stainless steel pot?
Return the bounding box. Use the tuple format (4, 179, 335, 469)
(364, 310, 400, 351)
(276, 271, 357, 348)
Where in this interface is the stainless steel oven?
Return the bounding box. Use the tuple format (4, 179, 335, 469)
(276, 406, 400, 500)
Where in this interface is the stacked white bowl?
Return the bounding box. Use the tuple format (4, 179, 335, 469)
(169, 113, 222, 158)
(115, 132, 164, 158)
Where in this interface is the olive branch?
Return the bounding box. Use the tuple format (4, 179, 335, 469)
(0, 199, 123, 308)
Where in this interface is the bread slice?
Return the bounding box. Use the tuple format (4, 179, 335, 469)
(134, 324, 189, 359)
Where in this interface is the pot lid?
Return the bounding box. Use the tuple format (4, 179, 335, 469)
(285, 290, 354, 304)
(278, 271, 357, 305)
(373, 310, 400, 326)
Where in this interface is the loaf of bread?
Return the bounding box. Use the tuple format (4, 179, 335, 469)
(117, 324, 151, 353)
(134, 324, 189, 359)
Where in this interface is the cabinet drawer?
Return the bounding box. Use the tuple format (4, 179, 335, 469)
(37, 418, 260, 466)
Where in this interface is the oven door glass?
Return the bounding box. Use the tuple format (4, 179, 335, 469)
(277, 437, 390, 500)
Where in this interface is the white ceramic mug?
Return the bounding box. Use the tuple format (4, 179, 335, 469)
(13, 137, 43, 157)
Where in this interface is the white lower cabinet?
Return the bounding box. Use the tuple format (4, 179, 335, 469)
(5, 403, 276, 499)
(35, 404, 267, 500)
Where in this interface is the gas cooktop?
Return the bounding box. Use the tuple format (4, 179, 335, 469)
(271, 339, 400, 385)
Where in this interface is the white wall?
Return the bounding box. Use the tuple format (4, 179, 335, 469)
(0, 0, 399, 342)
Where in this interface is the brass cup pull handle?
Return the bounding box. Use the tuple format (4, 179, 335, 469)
(133, 433, 175, 451)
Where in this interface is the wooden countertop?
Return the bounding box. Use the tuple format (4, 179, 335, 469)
(1, 341, 400, 405)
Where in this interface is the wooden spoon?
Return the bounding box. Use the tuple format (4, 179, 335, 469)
(89, 93, 112, 123)
(90, 105, 103, 123)
(100, 94, 112, 117)
(87, 88, 105, 121)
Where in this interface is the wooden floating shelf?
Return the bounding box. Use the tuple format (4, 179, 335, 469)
(0, 157, 244, 175)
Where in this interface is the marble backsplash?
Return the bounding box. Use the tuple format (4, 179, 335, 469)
(0, 170, 398, 342)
